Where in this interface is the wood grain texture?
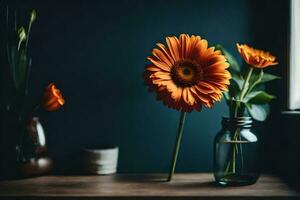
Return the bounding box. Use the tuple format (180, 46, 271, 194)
(0, 173, 299, 199)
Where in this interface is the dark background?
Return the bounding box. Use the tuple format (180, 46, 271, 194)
(0, 0, 296, 183)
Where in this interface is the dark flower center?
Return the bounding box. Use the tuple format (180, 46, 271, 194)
(171, 60, 203, 87)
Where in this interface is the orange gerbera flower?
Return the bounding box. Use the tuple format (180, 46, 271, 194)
(236, 43, 278, 68)
(42, 83, 65, 111)
(144, 34, 231, 112)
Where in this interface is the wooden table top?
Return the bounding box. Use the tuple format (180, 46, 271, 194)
(0, 173, 299, 199)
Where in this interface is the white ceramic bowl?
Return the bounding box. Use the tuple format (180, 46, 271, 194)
(83, 146, 118, 175)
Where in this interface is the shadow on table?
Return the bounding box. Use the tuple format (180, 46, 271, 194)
(113, 174, 219, 188)
(166, 181, 218, 188)
(113, 174, 169, 182)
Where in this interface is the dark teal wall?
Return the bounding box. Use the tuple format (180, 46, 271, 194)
(0, 0, 288, 174)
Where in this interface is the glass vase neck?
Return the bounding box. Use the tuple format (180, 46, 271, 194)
(222, 117, 252, 130)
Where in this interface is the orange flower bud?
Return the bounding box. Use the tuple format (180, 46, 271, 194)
(236, 43, 278, 68)
(42, 83, 65, 111)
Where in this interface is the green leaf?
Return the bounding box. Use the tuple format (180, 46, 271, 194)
(24, 58, 32, 95)
(243, 90, 262, 103)
(18, 27, 27, 42)
(228, 79, 241, 100)
(215, 44, 240, 72)
(247, 91, 276, 104)
(247, 70, 280, 92)
(30, 10, 37, 23)
(248, 69, 264, 93)
(260, 73, 281, 83)
(231, 70, 244, 90)
(17, 50, 28, 88)
(223, 91, 230, 101)
(249, 69, 263, 84)
(10, 47, 28, 89)
(246, 104, 269, 121)
(223, 92, 230, 107)
(10, 47, 18, 87)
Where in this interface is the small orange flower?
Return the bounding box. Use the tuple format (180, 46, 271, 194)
(42, 83, 65, 111)
(144, 34, 231, 112)
(236, 43, 278, 68)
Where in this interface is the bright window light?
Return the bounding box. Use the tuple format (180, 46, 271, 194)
(289, 0, 300, 110)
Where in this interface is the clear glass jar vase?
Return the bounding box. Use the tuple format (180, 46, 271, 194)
(214, 117, 259, 186)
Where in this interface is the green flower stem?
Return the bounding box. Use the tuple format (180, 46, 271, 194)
(224, 159, 231, 175)
(25, 22, 32, 50)
(25, 10, 36, 50)
(17, 41, 21, 51)
(233, 67, 254, 117)
(230, 128, 241, 175)
(240, 67, 254, 102)
(167, 111, 187, 182)
(235, 67, 254, 170)
(226, 67, 254, 177)
(232, 144, 236, 173)
(239, 134, 244, 171)
(224, 142, 239, 176)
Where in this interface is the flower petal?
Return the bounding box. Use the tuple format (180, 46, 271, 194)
(150, 71, 172, 80)
(147, 56, 171, 71)
(166, 36, 181, 61)
(171, 87, 182, 102)
(156, 43, 175, 64)
(152, 48, 173, 67)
